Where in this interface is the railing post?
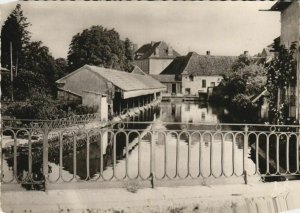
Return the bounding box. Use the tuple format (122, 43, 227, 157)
(150, 130, 155, 188)
(43, 123, 49, 191)
(243, 125, 248, 184)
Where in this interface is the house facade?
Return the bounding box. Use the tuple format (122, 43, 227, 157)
(269, 1, 300, 119)
(150, 74, 182, 95)
(133, 41, 180, 75)
(159, 52, 236, 96)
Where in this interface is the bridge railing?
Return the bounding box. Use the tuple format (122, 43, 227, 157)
(1, 121, 300, 189)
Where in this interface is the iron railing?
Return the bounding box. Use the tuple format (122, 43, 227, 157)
(1, 113, 101, 130)
(1, 121, 300, 189)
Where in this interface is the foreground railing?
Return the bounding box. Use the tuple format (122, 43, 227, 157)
(1, 121, 300, 190)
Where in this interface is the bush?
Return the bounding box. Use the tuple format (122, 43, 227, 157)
(3, 89, 98, 120)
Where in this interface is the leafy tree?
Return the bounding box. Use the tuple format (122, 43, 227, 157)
(55, 58, 68, 79)
(1, 4, 30, 70)
(22, 41, 58, 96)
(123, 38, 134, 72)
(266, 44, 297, 124)
(67, 25, 133, 72)
(231, 54, 253, 72)
(209, 55, 267, 122)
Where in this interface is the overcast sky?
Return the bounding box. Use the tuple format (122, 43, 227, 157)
(0, 1, 280, 59)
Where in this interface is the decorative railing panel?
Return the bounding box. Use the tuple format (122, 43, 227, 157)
(1, 121, 300, 190)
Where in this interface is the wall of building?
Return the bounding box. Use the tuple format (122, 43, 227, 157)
(280, 1, 300, 46)
(181, 75, 222, 95)
(164, 82, 182, 95)
(149, 58, 174, 75)
(133, 59, 149, 74)
(57, 90, 82, 101)
(82, 91, 102, 112)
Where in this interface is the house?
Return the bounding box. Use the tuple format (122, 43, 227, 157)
(133, 41, 180, 75)
(150, 74, 181, 95)
(158, 51, 236, 96)
(56, 65, 166, 119)
(268, 1, 299, 119)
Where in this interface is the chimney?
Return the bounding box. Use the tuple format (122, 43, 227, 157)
(244, 50, 249, 55)
(167, 45, 173, 56)
(206, 51, 210, 56)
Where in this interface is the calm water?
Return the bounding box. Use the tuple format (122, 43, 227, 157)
(2, 102, 259, 189)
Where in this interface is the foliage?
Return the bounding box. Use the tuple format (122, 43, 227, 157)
(23, 41, 58, 95)
(209, 55, 267, 122)
(231, 53, 253, 72)
(1, 4, 30, 70)
(1, 4, 68, 101)
(266, 43, 297, 124)
(5, 89, 60, 120)
(54, 58, 68, 80)
(4, 89, 98, 120)
(67, 25, 134, 72)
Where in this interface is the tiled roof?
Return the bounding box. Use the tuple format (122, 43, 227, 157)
(160, 52, 237, 76)
(151, 74, 179, 83)
(87, 65, 166, 91)
(134, 41, 180, 60)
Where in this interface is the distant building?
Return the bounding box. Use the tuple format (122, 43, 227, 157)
(133, 41, 180, 75)
(56, 65, 166, 118)
(158, 51, 236, 96)
(268, 1, 299, 119)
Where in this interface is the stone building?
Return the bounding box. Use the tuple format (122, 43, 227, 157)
(268, 1, 300, 119)
(56, 65, 166, 119)
(133, 41, 180, 75)
(156, 51, 236, 96)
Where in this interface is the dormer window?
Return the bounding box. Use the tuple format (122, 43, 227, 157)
(189, 75, 194, 81)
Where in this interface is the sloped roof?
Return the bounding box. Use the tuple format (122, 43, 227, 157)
(160, 52, 237, 76)
(131, 65, 146, 75)
(268, 1, 292, 11)
(151, 74, 179, 83)
(56, 65, 166, 92)
(134, 41, 180, 60)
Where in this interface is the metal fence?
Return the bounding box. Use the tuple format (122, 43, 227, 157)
(1, 121, 300, 190)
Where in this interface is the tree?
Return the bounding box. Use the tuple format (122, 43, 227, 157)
(266, 44, 297, 124)
(209, 56, 267, 122)
(67, 25, 134, 72)
(55, 58, 68, 79)
(123, 38, 134, 72)
(22, 41, 58, 96)
(231, 54, 253, 72)
(1, 4, 30, 70)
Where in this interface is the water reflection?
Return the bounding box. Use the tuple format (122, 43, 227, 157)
(2, 102, 258, 189)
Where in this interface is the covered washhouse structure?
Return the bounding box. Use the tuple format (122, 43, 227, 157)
(56, 65, 166, 120)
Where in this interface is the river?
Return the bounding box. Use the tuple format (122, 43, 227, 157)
(2, 101, 261, 189)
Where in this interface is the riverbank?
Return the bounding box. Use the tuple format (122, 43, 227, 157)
(1, 180, 300, 212)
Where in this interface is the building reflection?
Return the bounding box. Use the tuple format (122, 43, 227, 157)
(159, 102, 218, 124)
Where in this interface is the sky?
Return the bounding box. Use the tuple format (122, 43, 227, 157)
(0, 1, 280, 59)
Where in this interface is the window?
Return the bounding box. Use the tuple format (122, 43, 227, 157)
(185, 88, 191, 95)
(202, 80, 206, 88)
(189, 75, 194, 81)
